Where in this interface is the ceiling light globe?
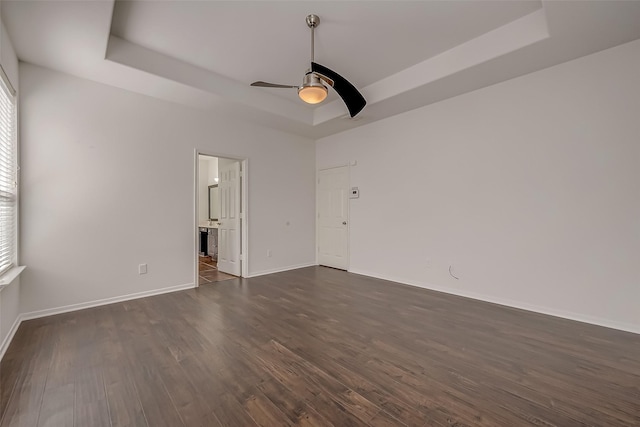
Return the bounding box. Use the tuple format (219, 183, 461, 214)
(298, 85, 328, 104)
(298, 72, 328, 104)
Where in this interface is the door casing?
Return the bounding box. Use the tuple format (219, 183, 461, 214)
(194, 150, 248, 285)
(316, 165, 350, 270)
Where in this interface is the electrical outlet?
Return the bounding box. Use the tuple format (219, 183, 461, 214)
(267, 250, 272, 257)
(139, 264, 147, 274)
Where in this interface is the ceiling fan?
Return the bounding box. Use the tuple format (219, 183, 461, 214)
(251, 14, 366, 118)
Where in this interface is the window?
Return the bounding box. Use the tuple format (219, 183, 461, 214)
(0, 67, 17, 276)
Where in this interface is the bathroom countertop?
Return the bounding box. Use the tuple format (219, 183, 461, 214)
(198, 222, 219, 229)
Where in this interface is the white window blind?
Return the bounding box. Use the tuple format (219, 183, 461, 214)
(0, 69, 17, 276)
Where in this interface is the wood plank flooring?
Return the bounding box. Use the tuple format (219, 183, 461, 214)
(199, 256, 236, 284)
(1, 266, 639, 426)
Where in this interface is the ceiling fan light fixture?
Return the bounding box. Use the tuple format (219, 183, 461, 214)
(298, 85, 327, 104)
(251, 14, 365, 116)
(298, 73, 328, 104)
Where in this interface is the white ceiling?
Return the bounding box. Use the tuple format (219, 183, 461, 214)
(3, 1, 640, 139)
(110, 1, 541, 102)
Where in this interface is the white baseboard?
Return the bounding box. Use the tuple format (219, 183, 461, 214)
(0, 313, 23, 361)
(19, 282, 196, 322)
(2, 282, 195, 361)
(5, 265, 636, 364)
(348, 268, 640, 335)
(247, 262, 316, 278)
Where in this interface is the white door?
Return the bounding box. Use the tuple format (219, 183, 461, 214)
(317, 166, 349, 270)
(217, 160, 241, 276)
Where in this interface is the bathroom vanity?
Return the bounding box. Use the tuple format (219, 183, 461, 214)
(199, 181, 220, 259)
(198, 222, 219, 260)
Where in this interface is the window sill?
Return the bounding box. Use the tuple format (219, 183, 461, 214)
(0, 265, 25, 292)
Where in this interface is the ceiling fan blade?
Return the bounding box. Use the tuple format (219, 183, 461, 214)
(311, 62, 366, 117)
(251, 81, 298, 89)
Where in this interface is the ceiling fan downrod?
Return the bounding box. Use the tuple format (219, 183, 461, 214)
(250, 13, 366, 117)
(306, 14, 320, 64)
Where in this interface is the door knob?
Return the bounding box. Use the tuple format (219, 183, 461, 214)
(342, 221, 347, 225)
(217, 222, 222, 225)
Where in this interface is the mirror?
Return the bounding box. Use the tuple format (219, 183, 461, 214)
(208, 184, 219, 221)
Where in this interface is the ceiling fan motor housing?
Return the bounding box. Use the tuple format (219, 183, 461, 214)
(251, 13, 366, 116)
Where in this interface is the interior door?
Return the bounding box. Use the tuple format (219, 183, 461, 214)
(217, 160, 241, 276)
(317, 166, 349, 270)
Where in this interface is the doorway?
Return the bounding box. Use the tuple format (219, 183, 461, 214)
(317, 165, 349, 270)
(196, 153, 247, 285)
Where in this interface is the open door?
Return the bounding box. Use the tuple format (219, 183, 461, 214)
(217, 159, 241, 276)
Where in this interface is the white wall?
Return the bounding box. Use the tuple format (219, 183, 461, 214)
(317, 39, 640, 333)
(0, 278, 19, 355)
(0, 16, 20, 356)
(198, 156, 219, 223)
(198, 157, 209, 223)
(19, 63, 316, 315)
(0, 18, 18, 89)
(207, 157, 218, 186)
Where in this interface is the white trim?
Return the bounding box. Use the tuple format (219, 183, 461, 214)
(315, 169, 318, 266)
(316, 165, 350, 271)
(0, 265, 25, 291)
(241, 159, 249, 278)
(0, 311, 21, 360)
(0, 64, 16, 97)
(20, 282, 195, 322)
(194, 150, 199, 286)
(0, 281, 195, 361)
(194, 151, 249, 284)
(317, 162, 350, 171)
(246, 263, 316, 278)
(348, 268, 640, 336)
(346, 165, 351, 271)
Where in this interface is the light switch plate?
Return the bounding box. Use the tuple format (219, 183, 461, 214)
(350, 187, 359, 199)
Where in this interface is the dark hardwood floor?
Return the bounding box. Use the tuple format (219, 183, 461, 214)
(1, 266, 639, 426)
